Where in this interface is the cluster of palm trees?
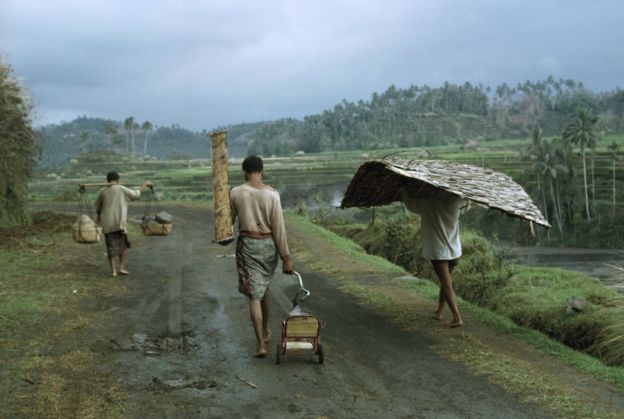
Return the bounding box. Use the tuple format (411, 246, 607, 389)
(527, 108, 610, 233)
(102, 117, 153, 157)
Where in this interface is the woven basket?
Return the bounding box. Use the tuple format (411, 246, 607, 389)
(141, 222, 172, 236)
(72, 223, 103, 243)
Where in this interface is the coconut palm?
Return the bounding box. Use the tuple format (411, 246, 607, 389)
(608, 140, 620, 210)
(123, 116, 136, 156)
(562, 108, 598, 221)
(527, 127, 549, 221)
(103, 120, 117, 150)
(79, 130, 90, 152)
(141, 120, 153, 156)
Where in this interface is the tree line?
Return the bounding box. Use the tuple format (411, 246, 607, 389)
(247, 78, 624, 156)
(520, 107, 623, 246)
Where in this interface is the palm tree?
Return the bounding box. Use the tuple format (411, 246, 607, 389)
(528, 127, 549, 222)
(123, 116, 136, 156)
(79, 130, 90, 153)
(103, 120, 117, 150)
(141, 120, 153, 156)
(608, 140, 620, 211)
(562, 108, 598, 221)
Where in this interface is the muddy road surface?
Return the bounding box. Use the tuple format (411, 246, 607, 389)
(68, 204, 550, 419)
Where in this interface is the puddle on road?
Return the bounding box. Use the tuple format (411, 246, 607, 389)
(150, 376, 217, 392)
(110, 329, 199, 356)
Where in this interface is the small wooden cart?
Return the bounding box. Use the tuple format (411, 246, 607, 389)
(276, 272, 324, 365)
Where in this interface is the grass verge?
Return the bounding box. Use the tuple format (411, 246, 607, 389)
(285, 213, 624, 417)
(0, 212, 131, 417)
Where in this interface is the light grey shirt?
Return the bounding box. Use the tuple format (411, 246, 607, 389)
(95, 184, 141, 234)
(402, 189, 462, 261)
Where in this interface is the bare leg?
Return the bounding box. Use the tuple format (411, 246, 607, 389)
(108, 257, 117, 276)
(261, 292, 271, 342)
(434, 288, 445, 320)
(435, 261, 457, 319)
(119, 251, 129, 275)
(249, 299, 266, 357)
(432, 260, 463, 327)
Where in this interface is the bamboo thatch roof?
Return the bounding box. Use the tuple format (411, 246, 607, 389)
(341, 158, 550, 228)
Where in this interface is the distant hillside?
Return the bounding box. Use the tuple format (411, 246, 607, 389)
(36, 77, 624, 168)
(245, 78, 624, 155)
(36, 118, 262, 169)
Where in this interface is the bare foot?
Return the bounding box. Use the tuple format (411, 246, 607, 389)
(263, 330, 272, 343)
(111, 272, 118, 277)
(119, 270, 130, 275)
(254, 348, 267, 358)
(434, 310, 443, 320)
(448, 320, 463, 328)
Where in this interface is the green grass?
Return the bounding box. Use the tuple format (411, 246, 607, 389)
(0, 239, 60, 333)
(286, 214, 624, 392)
(0, 214, 129, 417)
(285, 211, 405, 276)
(411, 279, 624, 390)
(340, 281, 619, 418)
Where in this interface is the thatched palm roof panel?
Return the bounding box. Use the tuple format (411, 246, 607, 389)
(341, 159, 550, 228)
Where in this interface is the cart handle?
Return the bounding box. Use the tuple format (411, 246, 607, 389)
(292, 271, 310, 304)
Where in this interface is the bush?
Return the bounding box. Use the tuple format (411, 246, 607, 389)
(492, 267, 624, 366)
(0, 60, 37, 227)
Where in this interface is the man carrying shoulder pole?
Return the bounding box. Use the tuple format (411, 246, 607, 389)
(95, 171, 153, 277)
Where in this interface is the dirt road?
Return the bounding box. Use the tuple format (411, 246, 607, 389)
(77, 204, 552, 419)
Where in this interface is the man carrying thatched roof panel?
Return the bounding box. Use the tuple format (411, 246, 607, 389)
(341, 159, 550, 228)
(341, 158, 549, 328)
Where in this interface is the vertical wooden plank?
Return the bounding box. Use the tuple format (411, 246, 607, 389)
(210, 130, 234, 245)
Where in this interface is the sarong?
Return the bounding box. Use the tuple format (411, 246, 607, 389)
(104, 230, 131, 258)
(236, 236, 278, 299)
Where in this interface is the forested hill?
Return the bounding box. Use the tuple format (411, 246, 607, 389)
(36, 118, 263, 168)
(247, 78, 624, 155)
(36, 77, 624, 168)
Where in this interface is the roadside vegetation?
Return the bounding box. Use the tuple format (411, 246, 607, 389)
(303, 203, 624, 369)
(0, 60, 38, 227)
(285, 212, 624, 418)
(0, 212, 129, 417)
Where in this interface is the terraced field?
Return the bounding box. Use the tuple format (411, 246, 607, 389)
(30, 134, 624, 216)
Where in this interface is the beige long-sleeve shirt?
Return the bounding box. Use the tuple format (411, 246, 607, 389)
(95, 184, 141, 234)
(230, 183, 290, 259)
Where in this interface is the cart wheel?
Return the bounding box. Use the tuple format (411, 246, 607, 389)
(317, 344, 324, 364)
(276, 344, 281, 365)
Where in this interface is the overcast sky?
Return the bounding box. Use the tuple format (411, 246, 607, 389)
(1, 0, 622, 131)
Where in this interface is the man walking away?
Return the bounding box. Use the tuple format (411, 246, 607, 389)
(230, 156, 293, 358)
(401, 182, 464, 327)
(95, 171, 153, 277)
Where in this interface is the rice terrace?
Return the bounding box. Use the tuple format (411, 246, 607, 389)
(3, 1, 624, 418)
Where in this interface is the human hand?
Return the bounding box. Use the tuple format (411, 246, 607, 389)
(282, 257, 293, 274)
(144, 180, 154, 188)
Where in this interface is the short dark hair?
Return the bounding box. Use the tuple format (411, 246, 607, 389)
(107, 171, 120, 182)
(242, 155, 263, 173)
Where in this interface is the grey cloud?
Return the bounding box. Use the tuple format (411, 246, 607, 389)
(1, 0, 623, 131)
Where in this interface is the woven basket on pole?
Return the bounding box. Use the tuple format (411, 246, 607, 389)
(341, 158, 550, 228)
(210, 130, 234, 245)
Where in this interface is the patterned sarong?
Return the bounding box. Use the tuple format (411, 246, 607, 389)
(236, 236, 278, 300)
(104, 230, 131, 258)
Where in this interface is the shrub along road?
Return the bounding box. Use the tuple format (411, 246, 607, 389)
(3, 204, 624, 417)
